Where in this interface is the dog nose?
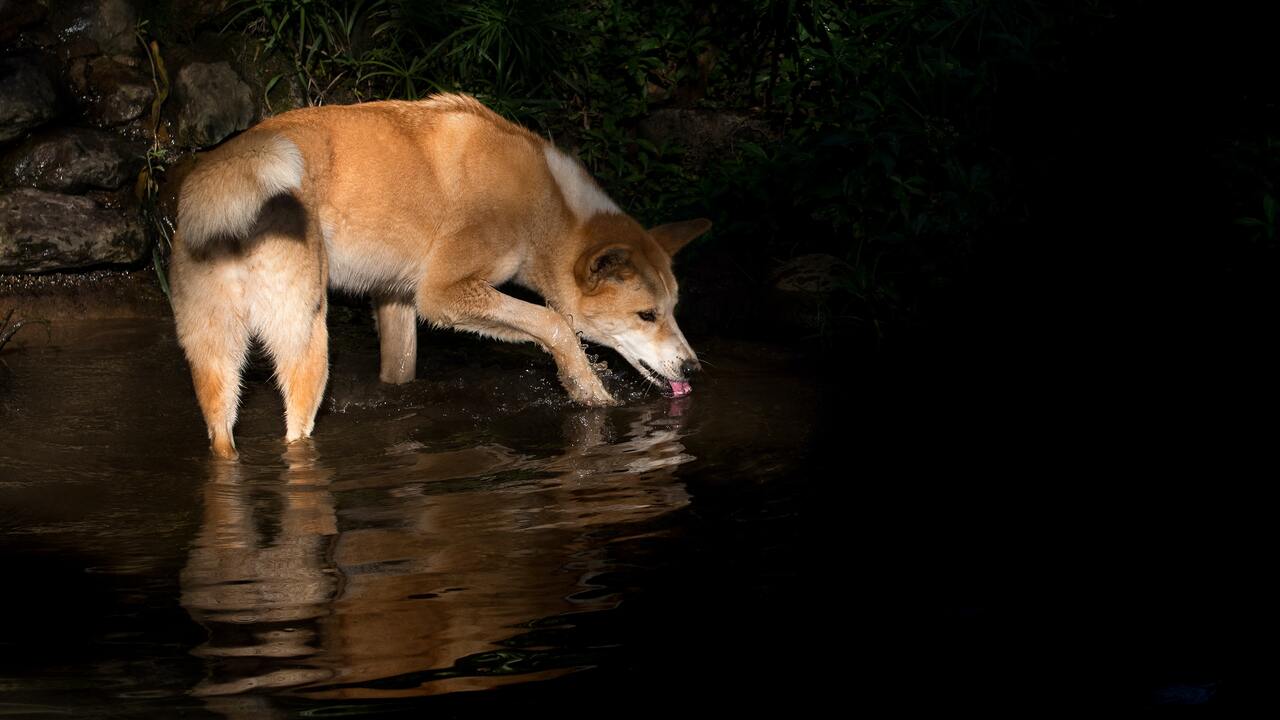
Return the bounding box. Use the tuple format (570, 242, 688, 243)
(679, 358, 700, 378)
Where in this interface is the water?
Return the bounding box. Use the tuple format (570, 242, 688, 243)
(0, 305, 1251, 713)
(0, 310, 822, 717)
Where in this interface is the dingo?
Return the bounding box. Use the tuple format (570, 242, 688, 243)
(171, 94, 709, 458)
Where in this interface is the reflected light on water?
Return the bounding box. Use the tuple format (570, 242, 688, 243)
(180, 407, 693, 700)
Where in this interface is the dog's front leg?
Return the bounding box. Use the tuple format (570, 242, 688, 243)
(374, 296, 417, 384)
(417, 279, 616, 406)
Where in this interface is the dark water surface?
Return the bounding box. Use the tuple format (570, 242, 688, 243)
(0, 312, 831, 717)
(0, 306, 1254, 714)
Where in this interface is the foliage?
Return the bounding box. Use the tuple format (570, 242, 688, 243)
(1221, 135, 1280, 247)
(135, 20, 175, 305)
(212, 1, 1268, 343)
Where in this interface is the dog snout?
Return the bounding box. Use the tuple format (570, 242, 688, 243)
(679, 358, 701, 378)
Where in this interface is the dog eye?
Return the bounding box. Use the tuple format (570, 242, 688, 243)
(637, 310, 657, 322)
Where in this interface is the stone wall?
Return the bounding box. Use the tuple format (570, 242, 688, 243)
(0, 0, 262, 275)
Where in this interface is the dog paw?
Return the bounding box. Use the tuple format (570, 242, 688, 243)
(581, 390, 619, 407)
(563, 373, 617, 407)
(211, 440, 239, 461)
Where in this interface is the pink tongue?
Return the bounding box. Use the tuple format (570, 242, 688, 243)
(669, 381, 692, 397)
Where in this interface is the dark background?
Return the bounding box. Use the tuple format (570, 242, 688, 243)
(3, 0, 1275, 710)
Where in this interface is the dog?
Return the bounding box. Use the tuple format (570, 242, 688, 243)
(171, 94, 710, 458)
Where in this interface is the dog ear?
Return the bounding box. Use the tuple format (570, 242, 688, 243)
(576, 244, 634, 291)
(649, 218, 712, 256)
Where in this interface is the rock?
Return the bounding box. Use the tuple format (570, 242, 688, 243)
(773, 253, 857, 294)
(174, 61, 254, 148)
(49, 0, 138, 57)
(0, 57, 57, 144)
(0, 0, 47, 47)
(637, 109, 770, 167)
(160, 0, 233, 40)
(0, 188, 147, 272)
(67, 55, 155, 128)
(767, 253, 860, 337)
(1, 128, 146, 192)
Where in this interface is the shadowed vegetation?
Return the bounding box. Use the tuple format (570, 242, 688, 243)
(211, 0, 1277, 347)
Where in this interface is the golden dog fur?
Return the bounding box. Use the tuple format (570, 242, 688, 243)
(171, 94, 709, 457)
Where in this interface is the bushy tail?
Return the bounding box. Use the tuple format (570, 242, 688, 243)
(177, 134, 304, 249)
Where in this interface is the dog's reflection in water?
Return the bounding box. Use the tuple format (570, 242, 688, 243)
(180, 443, 338, 698)
(181, 404, 692, 707)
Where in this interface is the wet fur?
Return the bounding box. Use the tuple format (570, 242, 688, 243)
(170, 94, 709, 458)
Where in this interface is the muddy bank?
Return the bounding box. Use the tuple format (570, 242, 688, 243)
(0, 270, 168, 347)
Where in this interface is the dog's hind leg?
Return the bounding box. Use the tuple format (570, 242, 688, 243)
(251, 243, 329, 444)
(264, 304, 329, 443)
(173, 270, 251, 459)
(248, 199, 330, 444)
(374, 296, 417, 384)
(170, 230, 252, 458)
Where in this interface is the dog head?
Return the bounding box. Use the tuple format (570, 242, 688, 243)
(571, 215, 711, 397)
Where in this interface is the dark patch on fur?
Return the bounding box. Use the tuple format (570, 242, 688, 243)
(592, 247, 630, 275)
(252, 193, 309, 241)
(186, 192, 310, 261)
